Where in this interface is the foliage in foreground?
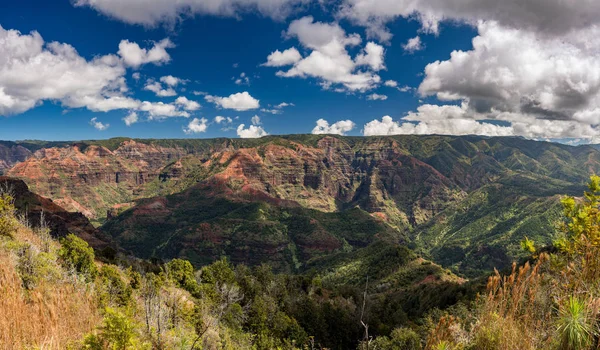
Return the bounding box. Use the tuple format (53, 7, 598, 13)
(422, 175, 600, 350)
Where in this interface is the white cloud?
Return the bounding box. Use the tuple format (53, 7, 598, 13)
(144, 80, 176, 97)
(74, 0, 308, 26)
(269, 16, 383, 92)
(410, 21, 600, 140)
(139, 101, 190, 119)
(118, 38, 174, 68)
(276, 102, 294, 108)
(175, 96, 201, 111)
(192, 91, 207, 96)
(123, 111, 139, 126)
(403, 36, 423, 53)
(384, 80, 398, 88)
(312, 118, 355, 135)
(214, 116, 232, 124)
(363, 115, 513, 137)
(205, 91, 259, 111)
(0, 25, 142, 116)
(338, 0, 600, 42)
(263, 47, 303, 67)
(251, 115, 261, 125)
(90, 117, 110, 130)
(355, 42, 386, 71)
(261, 101, 294, 114)
(237, 124, 268, 138)
(160, 75, 184, 86)
(184, 117, 208, 134)
(132, 72, 141, 80)
(367, 93, 387, 101)
(234, 72, 250, 85)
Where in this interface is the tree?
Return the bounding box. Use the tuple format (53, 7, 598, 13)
(58, 234, 97, 279)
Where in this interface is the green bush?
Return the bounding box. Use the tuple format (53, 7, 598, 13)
(0, 192, 18, 238)
(82, 307, 149, 350)
(17, 245, 61, 290)
(98, 265, 133, 307)
(166, 258, 199, 294)
(58, 234, 98, 280)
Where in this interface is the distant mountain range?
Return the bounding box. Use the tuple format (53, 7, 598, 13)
(1, 135, 598, 277)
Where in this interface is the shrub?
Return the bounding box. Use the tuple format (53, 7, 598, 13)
(58, 234, 97, 280)
(82, 307, 149, 350)
(16, 245, 61, 290)
(0, 192, 17, 238)
(166, 259, 198, 294)
(98, 265, 132, 307)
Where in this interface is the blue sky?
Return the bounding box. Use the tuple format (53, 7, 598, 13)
(1, 0, 599, 142)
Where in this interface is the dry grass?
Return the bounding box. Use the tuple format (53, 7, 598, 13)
(0, 221, 101, 349)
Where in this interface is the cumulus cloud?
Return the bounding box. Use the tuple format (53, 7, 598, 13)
(408, 21, 600, 140)
(363, 115, 513, 137)
(0, 25, 145, 116)
(237, 124, 268, 138)
(312, 118, 355, 135)
(90, 117, 110, 130)
(403, 36, 423, 53)
(267, 16, 384, 92)
(263, 48, 302, 67)
(251, 115, 262, 125)
(123, 111, 139, 126)
(160, 75, 185, 86)
(175, 96, 201, 111)
(205, 91, 259, 111)
(367, 93, 387, 101)
(139, 101, 191, 119)
(144, 80, 176, 97)
(355, 42, 386, 70)
(338, 0, 600, 42)
(214, 116, 232, 124)
(118, 38, 174, 68)
(384, 80, 398, 88)
(74, 0, 308, 26)
(184, 117, 208, 134)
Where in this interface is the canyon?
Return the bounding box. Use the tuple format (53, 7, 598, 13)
(2, 135, 598, 275)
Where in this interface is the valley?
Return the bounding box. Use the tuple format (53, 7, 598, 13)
(1, 134, 597, 277)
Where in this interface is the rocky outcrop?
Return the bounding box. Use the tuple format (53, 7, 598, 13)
(0, 176, 110, 249)
(0, 143, 32, 174)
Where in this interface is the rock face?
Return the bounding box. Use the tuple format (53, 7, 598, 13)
(0, 176, 110, 249)
(5, 134, 600, 274)
(6, 141, 189, 219)
(0, 143, 32, 174)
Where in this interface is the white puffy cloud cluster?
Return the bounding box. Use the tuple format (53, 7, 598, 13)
(90, 117, 110, 131)
(337, 0, 600, 41)
(403, 36, 423, 53)
(237, 115, 268, 138)
(312, 118, 355, 135)
(205, 91, 260, 111)
(367, 93, 387, 101)
(184, 117, 208, 134)
(144, 80, 177, 97)
(266, 16, 385, 92)
(74, 0, 309, 26)
(0, 24, 204, 124)
(123, 111, 139, 126)
(214, 116, 233, 124)
(118, 39, 174, 68)
(0, 25, 130, 115)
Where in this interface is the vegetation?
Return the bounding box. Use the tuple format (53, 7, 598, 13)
(422, 175, 600, 349)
